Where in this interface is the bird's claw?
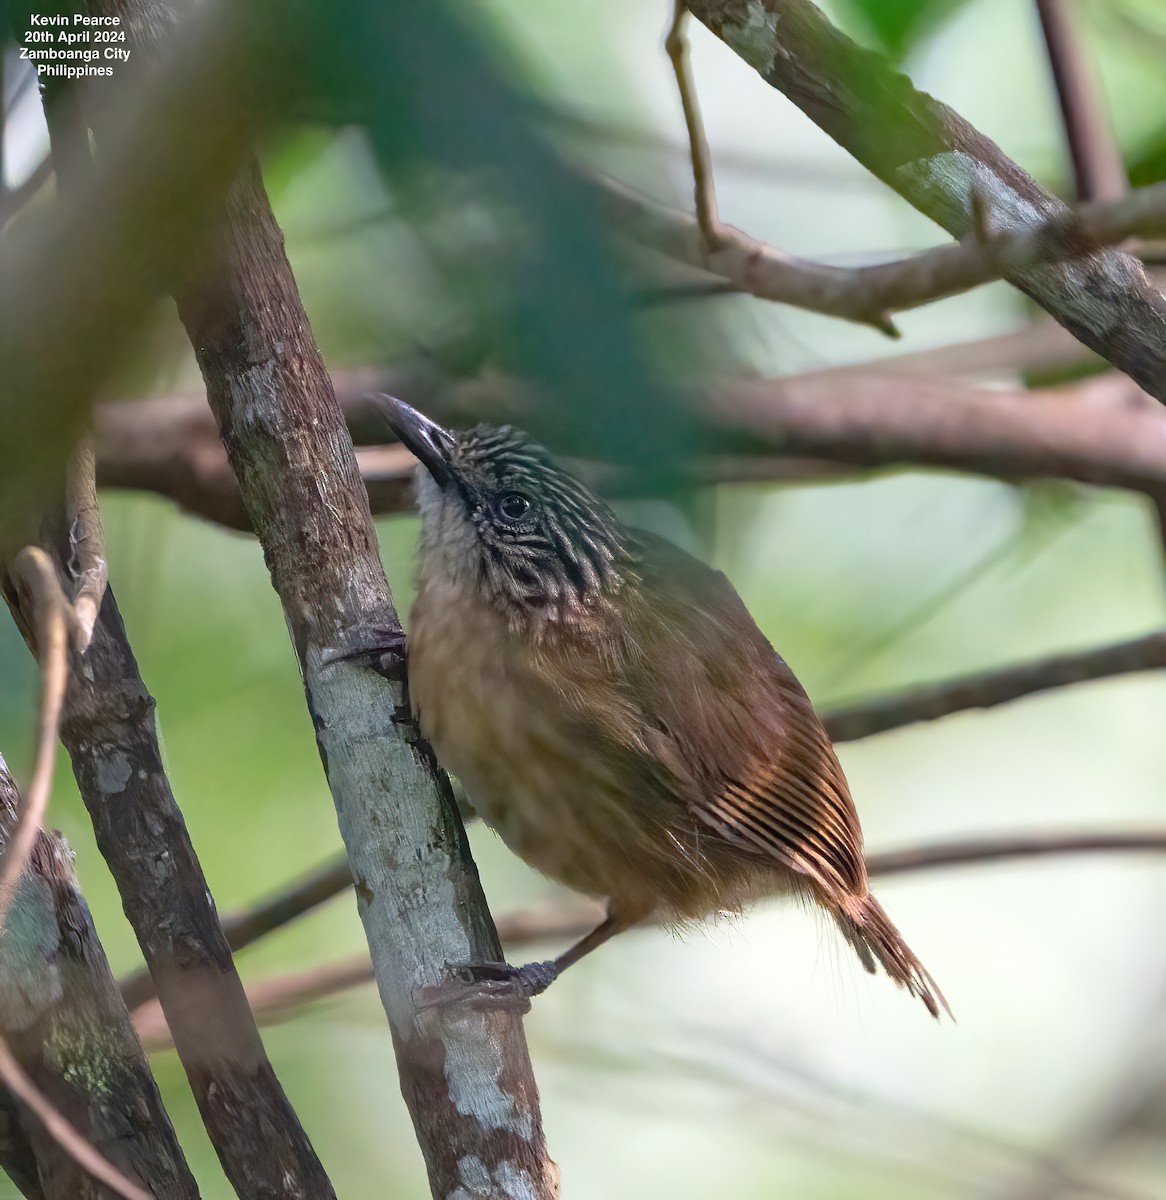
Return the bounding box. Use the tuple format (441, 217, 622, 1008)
(416, 960, 560, 1014)
(323, 624, 407, 680)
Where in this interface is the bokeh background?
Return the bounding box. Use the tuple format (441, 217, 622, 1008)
(5, 0, 1166, 1195)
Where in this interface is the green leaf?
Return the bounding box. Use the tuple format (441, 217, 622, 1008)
(833, 0, 973, 60)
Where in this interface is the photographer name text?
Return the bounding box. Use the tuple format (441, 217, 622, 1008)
(21, 14, 130, 78)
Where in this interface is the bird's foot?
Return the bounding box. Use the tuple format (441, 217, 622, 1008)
(323, 624, 407, 681)
(416, 960, 560, 1014)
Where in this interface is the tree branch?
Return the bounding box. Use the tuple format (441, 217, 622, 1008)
(1036, 0, 1126, 204)
(119, 853, 355, 1009)
(175, 149, 556, 1195)
(822, 630, 1166, 742)
(45, 582, 335, 1200)
(103, 0, 555, 1176)
(130, 828, 1166, 1042)
(0, 757, 197, 1200)
(866, 831, 1166, 876)
(685, 0, 1166, 403)
(714, 370, 1166, 495)
(63, 444, 107, 654)
(604, 168, 1166, 325)
(0, 1046, 150, 1200)
(93, 365, 1166, 532)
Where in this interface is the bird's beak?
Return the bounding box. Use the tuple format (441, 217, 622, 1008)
(374, 395, 456, 488)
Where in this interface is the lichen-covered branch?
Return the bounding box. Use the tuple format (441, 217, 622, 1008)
(0, 755, 197, 1200)
(52, 585, 335, 1200)
(685, 0, 1166, 403)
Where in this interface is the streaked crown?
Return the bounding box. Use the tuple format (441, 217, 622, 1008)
(379, 397, 632, 623)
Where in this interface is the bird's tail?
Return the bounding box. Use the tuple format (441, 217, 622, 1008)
(833, 893, 951, 1020)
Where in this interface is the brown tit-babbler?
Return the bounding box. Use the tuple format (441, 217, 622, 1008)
(380, 396, 948, 1019)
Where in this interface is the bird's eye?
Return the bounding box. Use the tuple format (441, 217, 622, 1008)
(497, 492, 532, 523)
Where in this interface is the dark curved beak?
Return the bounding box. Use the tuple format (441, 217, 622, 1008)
(373, 395, 456, 488)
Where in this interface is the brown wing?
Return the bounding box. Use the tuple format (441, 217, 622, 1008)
(625, 531, 866, 899)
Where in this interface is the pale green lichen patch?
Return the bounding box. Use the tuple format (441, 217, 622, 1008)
(720, 1, 780, 74)
(443, 1018, 533, 1141)
(449, 1156, 540, 1200)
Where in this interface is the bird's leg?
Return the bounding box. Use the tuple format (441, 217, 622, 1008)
(418, 910, 630, 1013)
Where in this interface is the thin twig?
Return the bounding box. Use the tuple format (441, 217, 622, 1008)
(822, 629, 1166, 742)
(0, 548, 69, 936)
(131, 828, 1166, 1041)
(665, 0, 722, 252)
(0, 1041, 151, 1200)
(866, 831, 1166, 876)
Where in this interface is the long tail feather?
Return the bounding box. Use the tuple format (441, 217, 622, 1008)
(834, 894, 951, 1020)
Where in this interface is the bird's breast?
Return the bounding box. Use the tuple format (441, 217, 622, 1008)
(408, 582, 576, 871)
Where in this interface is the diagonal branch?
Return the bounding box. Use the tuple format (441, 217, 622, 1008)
(0, 1045, 150, 1200)
(602, 170, 1166, 324)
(822, 630, 1166, 742)
(685, 0, 1166, 403)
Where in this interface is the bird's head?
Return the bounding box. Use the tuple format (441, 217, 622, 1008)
(378, 396, 631, 623)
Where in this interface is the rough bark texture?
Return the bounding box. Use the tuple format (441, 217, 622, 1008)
(686, 0, 1166, 403)
(0, 1086, 44, 1200)
(50, 587, 335, 1200)
(173, 151, 557, 1198)
(0, 756, 198, 1200)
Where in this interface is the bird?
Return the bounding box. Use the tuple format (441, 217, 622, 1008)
(378, 395, 948, 1019)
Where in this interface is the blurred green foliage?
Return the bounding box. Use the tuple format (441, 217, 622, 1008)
(833, 0, 973, 61)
